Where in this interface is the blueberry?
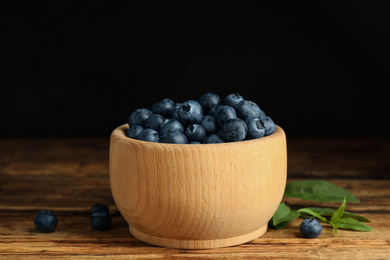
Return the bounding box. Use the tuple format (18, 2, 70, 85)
(208, 105, 224, 117)
(160, 119, 184, 136)
(189, 141, 201, 144)
(151, 98, 175, 118)
(125, 125, 144, 139)
(224, 93, 244, 107)
(138, 129, 160, 142)
(262, 116, 275, 136)
(245, 118, 265, 139)
(160, 132, 188, 144)
(34, 210, 58, 233)
(128, 108, 153, 127)
(218, 118, 247, 142)
(200, 115, 219, 135)
(204, 134, 225, 144)
(198, 92, 222, 114)
(90, 204, 111, 231)
(178, 100, 203, 125)
(300, 217, 322, 238)
(216, 105, 237, 126)
(145, 114, 165, 131)
(235, 100, 266, 121)
(185, 124, 206, 143)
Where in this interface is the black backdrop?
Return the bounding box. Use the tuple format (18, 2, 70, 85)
(1, 1, 389, 138)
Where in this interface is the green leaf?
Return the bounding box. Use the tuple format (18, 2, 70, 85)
(331, 198, 347, 222)
(329, 221, 339, 234)
(307, 207, 371, 222)
(284, 180, 359, 202)
(335, 218, 373, 232)
(297, 208, 327, 222)
(270, 203, 300, 230)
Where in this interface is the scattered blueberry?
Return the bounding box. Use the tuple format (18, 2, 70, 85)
(300, 217, 322, 238)
(145, 114, 165, 131)
(245, 118, 265, 139)
(125, 125, 144, 139)
(198, 92, 221, 114)
(34, 210, 58, 233)
(178, 100, 203, 125)
(235, 100, 266, 121)
(138, 129, 160, 142)
(218, 118, 247, 142)
(128, 108, 153, 127)
(216, 105, 237, 126)
(160, 119, 185, 136)
(151, 98, 175, 118)
(160, 132, 188, 144)
(185, 124, 206, 143)
(90, 204, 111, 231)
(200, 115, 218, 135)
(224, 93, 244, 107)
(262, 116, 275, 136)
(204, 134, 225, 144)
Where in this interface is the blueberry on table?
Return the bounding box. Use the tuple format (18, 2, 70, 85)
(245, 117, 265, 139)
(145, 114, 165, 131)
(235, 100, 266, 121)
(262, 116, 275, 136)
(178, 100, 203, 125)
(223, 93, 244, 107)
(200, 115, 219, 135)
(128, 108, 153, 127)
(151, 98, 175, 118)
(160, 132, 188, 144)
(138, 129, 160, 143)
(218, 118, 247, 142)
(185, 124, 206, 143)
(216, 105, 237, 126)
(90, 204, 111, 231)
(125, 125, 144, 139)
(34, 210, 58, 233)
(300, 217, 322, 238)
(198, 92, 222, 114)
(160, 119, 184, 136)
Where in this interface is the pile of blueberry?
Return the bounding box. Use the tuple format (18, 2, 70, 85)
(126, 93, 275, 144)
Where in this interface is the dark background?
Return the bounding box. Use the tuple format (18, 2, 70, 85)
(1, 1, 389, 138)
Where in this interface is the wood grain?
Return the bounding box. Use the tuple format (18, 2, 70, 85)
(0, 137, 389, 259)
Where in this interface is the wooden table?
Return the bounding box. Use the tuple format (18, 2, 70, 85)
(0, 137, 389, 259)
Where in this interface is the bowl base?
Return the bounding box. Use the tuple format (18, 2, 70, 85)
(129, 224, 268, 249)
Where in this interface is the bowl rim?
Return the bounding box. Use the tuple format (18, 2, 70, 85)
(111, 124, 285, 149)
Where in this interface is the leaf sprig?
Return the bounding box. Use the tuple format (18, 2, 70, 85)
(270, 180, 372, 233)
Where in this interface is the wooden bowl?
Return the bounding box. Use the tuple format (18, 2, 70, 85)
(110, 124, 287, 249)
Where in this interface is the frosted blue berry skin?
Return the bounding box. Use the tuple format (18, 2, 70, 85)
(178, 100, 203, 125)
(145, 114, 165, 131)
(160, 119, 184, 136)
(138, 129, 160, 142)
(128, 108, 153, 127)
(218, 118, 247, 142)
(200, 115, 219, 135)
(34, 210, 58, 233)
(160, 132, 188, 144)
(300, 217, 322, 238)
(216, 105, 237, 126)
(262, 116, 275, 136)
(125, 125, 144, 139)
(224, 93, 244, 107)
(235, 100, 266, 121)
(245, 118, 265, 139)
(198, 92, 221, 114)
(90, 204, 111, 231)
(204, 134, 225, 144)
(185, 124, 206, 143)
(151, 98, 175, 118)
(208, 105, 224, 118)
